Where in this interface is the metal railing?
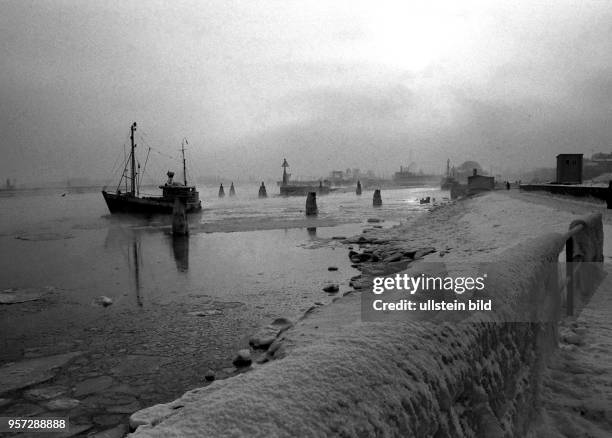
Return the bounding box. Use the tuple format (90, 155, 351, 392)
(562, 213, 604, 316)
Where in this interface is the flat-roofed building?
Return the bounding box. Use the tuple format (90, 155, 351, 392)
(467, 169, 494, 194)
(556, 154, 583, 184)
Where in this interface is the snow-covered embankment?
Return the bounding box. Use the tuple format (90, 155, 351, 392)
(127, 205, 603, 437)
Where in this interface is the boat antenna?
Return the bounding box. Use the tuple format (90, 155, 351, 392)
(130, 122, 137, 196)
(182, 138, 188, 186)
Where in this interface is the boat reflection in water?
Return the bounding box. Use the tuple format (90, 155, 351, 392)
(171, 234, 189, 272)
(131, 237, 143, 307)
(103, 224, 144, 307)
(103, 218, 191, 308)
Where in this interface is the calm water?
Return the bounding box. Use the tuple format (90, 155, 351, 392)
(0, 183, 444, 309)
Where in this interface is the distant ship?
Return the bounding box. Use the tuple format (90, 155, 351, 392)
(392, 164, 439, 187)
(326, 169, 359, 187)
(440, 159, 458, 190)
(102, 123, 202, 214)
(277, 158, 331, 196)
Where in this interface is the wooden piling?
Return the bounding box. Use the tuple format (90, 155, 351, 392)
(258, 182, 267, 198)
(373, 189, 382, 206)
(172, 197, 189, 236)
(306, 192, 318, 215)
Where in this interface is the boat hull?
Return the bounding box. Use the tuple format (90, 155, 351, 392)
(102, 191, 202, 215)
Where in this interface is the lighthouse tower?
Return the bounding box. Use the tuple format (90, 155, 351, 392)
(281, 158, 290, 185)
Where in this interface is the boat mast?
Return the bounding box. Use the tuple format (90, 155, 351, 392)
(130, 122, 137, 196)
(182, 138, 188, 186)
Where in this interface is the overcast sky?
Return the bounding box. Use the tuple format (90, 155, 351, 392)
(2, 0, 612, 184)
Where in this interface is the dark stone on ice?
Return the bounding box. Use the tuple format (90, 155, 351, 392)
(322, 284, 339, 293)
(349, 251, 369, 263)
(414, 247, 436, 259)
(270, 317, 293, 332)
(233, 349, 252, 368)
(384, 252, 404, 263)
(249, 332, 277, 350)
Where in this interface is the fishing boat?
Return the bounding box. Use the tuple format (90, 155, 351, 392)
(102, 122, 202, 214)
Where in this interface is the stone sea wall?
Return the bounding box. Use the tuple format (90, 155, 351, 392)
(127, 232, 571, 437)
(520, 183, 609, 202)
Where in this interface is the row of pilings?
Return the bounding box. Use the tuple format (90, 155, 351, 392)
(305, 188, 382, 216)
(219, 182, 268, 198)
(218, 180, 369, 199)
(173, 183, 381, 234)
(216, 181, 379, 216)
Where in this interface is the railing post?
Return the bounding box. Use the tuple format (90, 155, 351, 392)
(566, 237, 574, 316)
